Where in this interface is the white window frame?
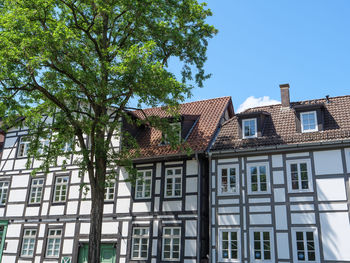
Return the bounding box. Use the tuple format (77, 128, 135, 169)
(135, 170, 152, 199)
(18, 136, 30, 157)
(162, 227, 181, 261)
(242, 118, 257, 138)
(345, 148, 350, 173)
(286, 159, 313, 193)
(247, 162, 270, 195)
(104, 180, 115, 201)
(0, 181, 9, 205)
(62, 140, 73, 153)
(218, 164, 239, 195)
(131, 227, 149, 260)
(21, 229, 37, 257)
(249, 228, 275, 263)
(164, 167, 182, 198)
(300, 111, 318, 133)
(53, 176, 69, 203)
(45, 228, 62, 258)
(163, 122, 181, 144)
(38, 139, 50, 155)
(29, 178, 44, 204)
(291, 227, 320, 262)
(218, 228, 241, 262)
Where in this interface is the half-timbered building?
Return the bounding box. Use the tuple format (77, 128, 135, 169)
(0, 96, 233, 263)
(209, 85, 350, 263)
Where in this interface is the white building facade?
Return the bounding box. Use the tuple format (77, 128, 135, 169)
(0, 97, 233, 263)
(209, 86, 350, 263)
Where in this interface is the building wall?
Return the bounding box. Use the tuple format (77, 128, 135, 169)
(211, 148, 350, 263)
(0, 125, 204, 263)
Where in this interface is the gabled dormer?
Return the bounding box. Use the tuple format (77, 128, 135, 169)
(294, 103, 324, 133)
(236, 111, 270, 139)
(161, 115, 199, 145)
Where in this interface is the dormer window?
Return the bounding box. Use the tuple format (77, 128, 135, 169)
(242, 118, 257, 138)
(237, 111, 269, 139)
(300, 111, 318, 133)
(294, 103, 324, 133)
(162, 122, 181, 144)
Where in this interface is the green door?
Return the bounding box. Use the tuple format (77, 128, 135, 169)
(78, 244, 116, 263)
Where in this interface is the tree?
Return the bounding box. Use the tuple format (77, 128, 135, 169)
(0, 0, 216, 261)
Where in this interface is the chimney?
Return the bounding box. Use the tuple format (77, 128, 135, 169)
(279, 83, 290, 107)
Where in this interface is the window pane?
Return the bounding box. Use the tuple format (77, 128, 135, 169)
(264, 250, 271, 260)
(306, 232, 314, 241)
(308, 252, 316, 261)
(291, 164, 298, 173)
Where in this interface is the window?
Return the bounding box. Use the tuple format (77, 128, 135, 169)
(104, 181, 115, 201)
(162, 227, 181, 261)
(219, 229, 240, 262)
(0, 181, 9, 205)
(250, 229, 274, 262)
(345, 148, 350, 173)
(218, 164, 239, 195)
(62, 141, 73, 153)
(242, 118, 257, 138)
(300, 111, 318, 133)
(53, 176, 69, 202)
(0, 221, 8, 261)
(287, 160, 313, 193)
(18, 136, 30, 157)
(135, 170, 152, 199)
(292, 228, 319, 262)
(164, 167, 182, 198)
(29, 178, 44, 204)
(163, 122, 181, 144)
(131, 227, 149, 260)
(21, 229, 37, 257)
(38, 139, 50, 155)
(46, 229, 62, 258)
(248, 163, 270, 194)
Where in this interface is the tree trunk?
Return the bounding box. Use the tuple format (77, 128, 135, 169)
(88, 181, 105, 263)
(88, 124, 107, 263)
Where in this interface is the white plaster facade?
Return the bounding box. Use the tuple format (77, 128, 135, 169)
(210, 148, 350, 263)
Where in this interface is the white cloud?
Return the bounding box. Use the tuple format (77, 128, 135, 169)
(237, 96, 280, 113)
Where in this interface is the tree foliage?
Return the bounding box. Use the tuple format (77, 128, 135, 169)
(0, 0, 216, 261)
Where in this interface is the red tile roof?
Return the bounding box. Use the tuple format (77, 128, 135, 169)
(212, 95, 350, 151)
(129, 97, 233, 158)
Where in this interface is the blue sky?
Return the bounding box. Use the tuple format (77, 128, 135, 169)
(173, 0, 350, 112)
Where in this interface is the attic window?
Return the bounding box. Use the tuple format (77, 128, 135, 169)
(242, 118, 257, 138)
(300, 111, 318, 133)
(162, 122, 181, 144)
(294, 103, 324, 133)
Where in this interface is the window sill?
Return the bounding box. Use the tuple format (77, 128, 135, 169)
(134, 197, 152, 201)
(163, 196, 182, 200)
(242, 135, 258, 139)
(217, 192, 239, 196)
(247, 191, 271, 195)
(19, 256, 35, 259)
(288, 189, 313, 194)
(51, 202, 66, 206)
(27, 203, 41, 207)
(301, 129, 318, 133)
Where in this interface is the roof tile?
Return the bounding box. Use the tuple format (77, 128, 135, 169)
(130, 97, 232, 158)
(212, 95, 350, 151)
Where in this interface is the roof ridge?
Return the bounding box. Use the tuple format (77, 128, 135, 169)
(241, 94, 350, 113)
(133, 96, 231, 112)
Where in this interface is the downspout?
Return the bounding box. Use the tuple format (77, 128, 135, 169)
(195, 152, 201, 263)
(208, 152, 212, 263)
